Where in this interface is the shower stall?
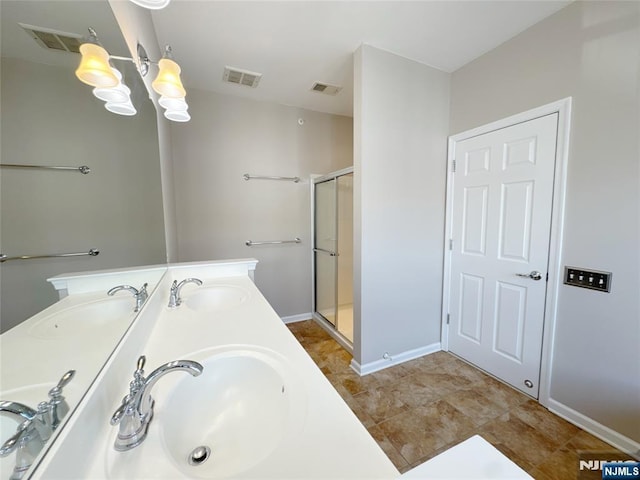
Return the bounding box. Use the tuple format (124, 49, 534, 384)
(312, 168, 354, 350)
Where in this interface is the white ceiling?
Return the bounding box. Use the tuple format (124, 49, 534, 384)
(150, 0, 572, 117)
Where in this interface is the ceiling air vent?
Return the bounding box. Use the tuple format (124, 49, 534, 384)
(19, 23, 82, 53)
(311, 82, 342, 96)
(223, 66, 262, 88)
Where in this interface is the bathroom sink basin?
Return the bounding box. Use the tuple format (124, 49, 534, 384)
(158, 346, 306, 478)
(28, 297, 135, 339)
(183, 285, 249, 312)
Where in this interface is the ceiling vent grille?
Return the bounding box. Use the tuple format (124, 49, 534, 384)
(223, 66, 262, 88)
(311, 82, 342, 96)
(19, 23, 82, 53)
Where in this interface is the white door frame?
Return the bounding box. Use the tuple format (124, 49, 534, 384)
(441, 98, 572, 407)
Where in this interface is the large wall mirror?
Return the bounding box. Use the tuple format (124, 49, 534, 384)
(0, 1, 166, 477)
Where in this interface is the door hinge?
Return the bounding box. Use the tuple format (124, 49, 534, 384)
(546, 272, 549, 282)
(446, 313, 450, 325)
(452, 160, 457, 173)
(449, 238, 453, 251)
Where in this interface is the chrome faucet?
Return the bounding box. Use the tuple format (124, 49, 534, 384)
(0, 370, 75, 480)
(108, 283, 148, 312)
(110, 355, 203, 452)
(167, 278, 202, 308)
(0, 410, 43, 480)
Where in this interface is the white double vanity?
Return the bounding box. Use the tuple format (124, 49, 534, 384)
(1, 259, 530, 479)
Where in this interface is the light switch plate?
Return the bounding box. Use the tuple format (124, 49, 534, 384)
(564, 266, 611, 293)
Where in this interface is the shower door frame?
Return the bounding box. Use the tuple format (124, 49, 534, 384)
(311, 167, 354, 353)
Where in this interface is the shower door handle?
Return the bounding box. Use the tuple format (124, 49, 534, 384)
(314, 248, 337, 257)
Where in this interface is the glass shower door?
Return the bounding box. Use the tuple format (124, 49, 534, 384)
(314, 178, 337, 326)
(335, 173, 353, 342)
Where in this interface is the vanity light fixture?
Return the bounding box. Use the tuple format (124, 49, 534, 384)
(149, 46, 190, 122)
(76, 28, 189, 122)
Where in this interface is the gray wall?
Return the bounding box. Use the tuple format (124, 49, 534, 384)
(0, 58, 167, 332)
(353, 45, 450, 367)
(169, 88, 353, 318)
(450, 1, 640, 444)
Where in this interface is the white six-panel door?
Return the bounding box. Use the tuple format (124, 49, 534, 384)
(447, 113, 559, 398)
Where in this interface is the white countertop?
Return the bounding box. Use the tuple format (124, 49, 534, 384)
(33, 264, 399, 479)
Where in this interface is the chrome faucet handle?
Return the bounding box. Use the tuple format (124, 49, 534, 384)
(136, 355, 146, 372)
(32, 402, 52, 442)
(168, 280, 179, 308)
(0, 418, 45, 480)
(132, 356, 147, 391)
(0, 418, 43, 457)
(51, 369, 75, 393)
(47, 369, 75, 430)
(136, 283, 149, 311)
(168, 278, 203, 308)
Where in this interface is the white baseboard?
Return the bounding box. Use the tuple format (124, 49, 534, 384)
(281, 313, 313, 324)
(350, 342, 441, 376)
(546, 398, 640, 458)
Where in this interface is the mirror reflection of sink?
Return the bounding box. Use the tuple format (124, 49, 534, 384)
(159, 347, 305, 478)
(183, 285, 250, 312)
(1, 382, 79, 479)
(27, 297, 135, 339)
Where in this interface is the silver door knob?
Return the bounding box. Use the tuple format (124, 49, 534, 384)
(516, 270, 543, 281)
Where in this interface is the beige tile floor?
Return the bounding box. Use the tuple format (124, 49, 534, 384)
(287, 320, 630, 480)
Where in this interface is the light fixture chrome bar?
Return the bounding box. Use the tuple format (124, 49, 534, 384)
(98, 47, 152, 76)
(0, 248, 100, 263)
(108, 55, 137, 63)
(243, 174, 301, 183)
(245, 238, 301, 246)
(0, 164, 90, 174)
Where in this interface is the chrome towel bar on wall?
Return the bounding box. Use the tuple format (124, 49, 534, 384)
(245, 238, 301, 246)
(0, 164, 91, 174)
(0, 248, 100, 263)
(243, 174, 300, 183)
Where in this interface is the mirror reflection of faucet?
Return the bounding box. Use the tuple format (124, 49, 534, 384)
(167, 278, 203, 308)
(0, 370, 75, 480)
(107, 283, 149, 312)
(107, 283, 149, 313)
(110, 355, 203, 452)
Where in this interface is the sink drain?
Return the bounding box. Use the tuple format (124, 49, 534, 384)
(188, 446, 211, 466)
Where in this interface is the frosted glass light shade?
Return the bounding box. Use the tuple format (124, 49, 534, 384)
(159, 95, 188, 111)
(105, 101, 137, 116)
(75, 43, 118, 88)
(129, 0, 171, 9)
(93, 83, 131, 104)
(93, 68, 130, 103)
(164, 109, 190, 122)
(152, 58, 186, 98)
